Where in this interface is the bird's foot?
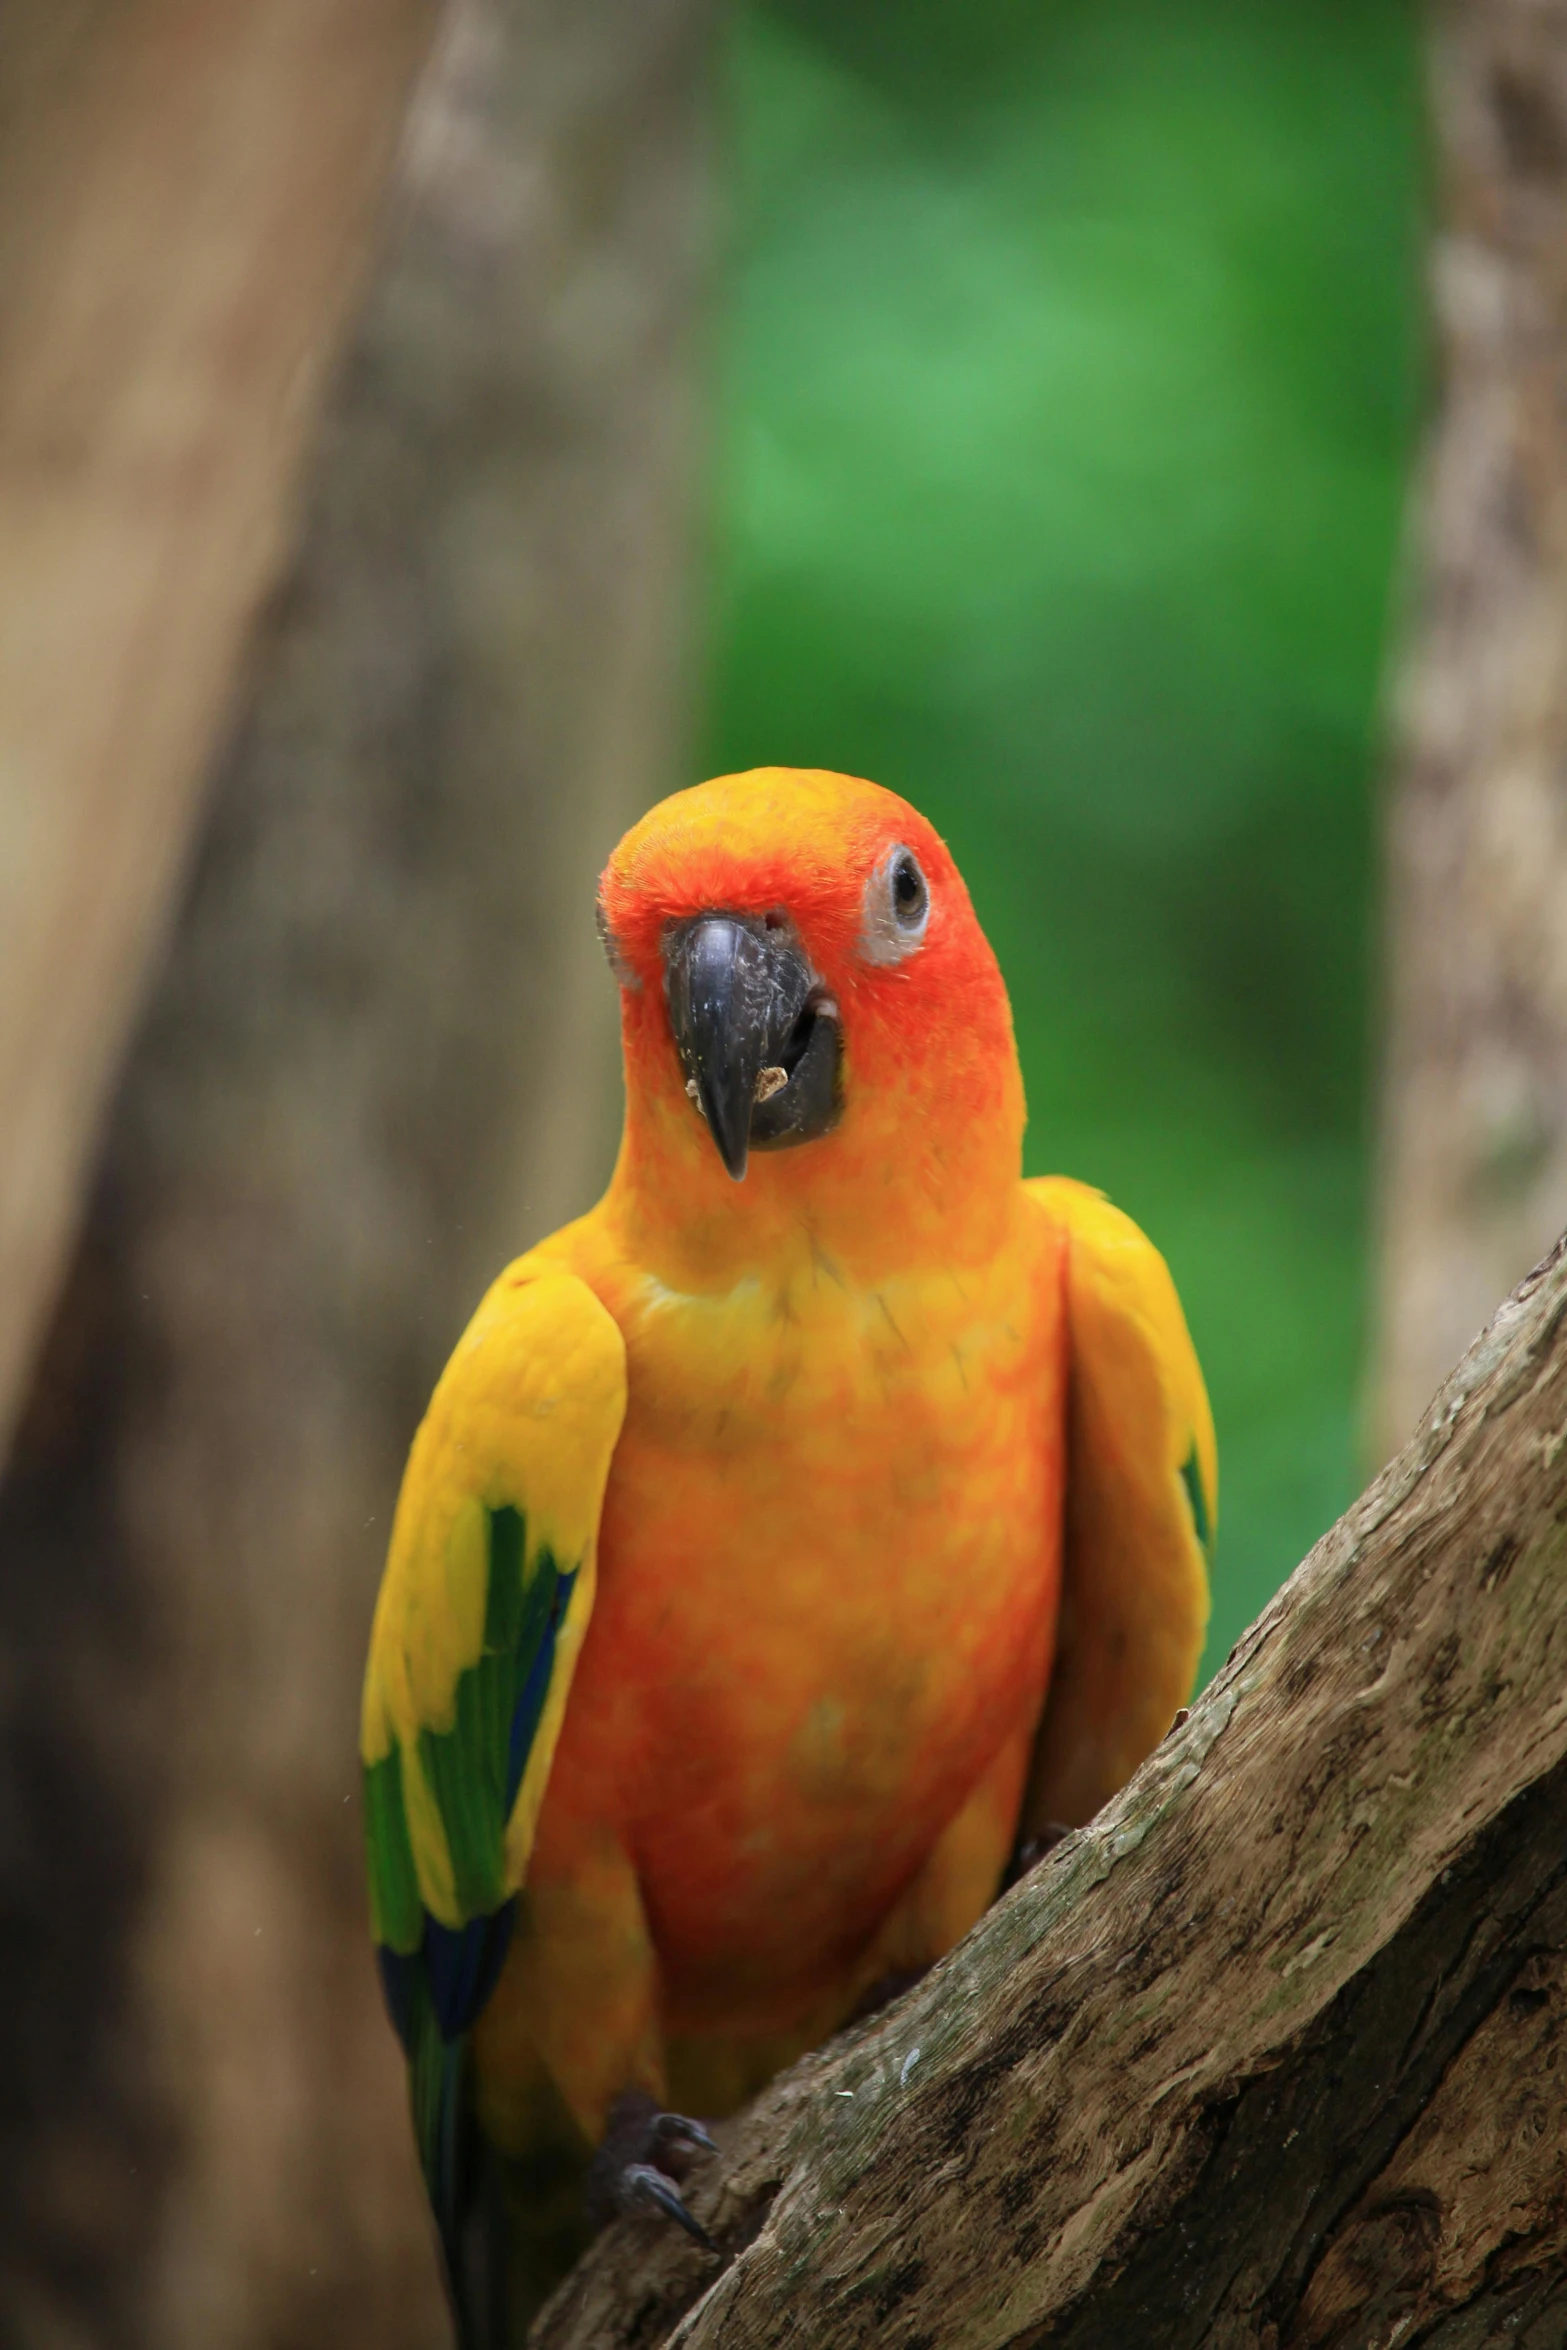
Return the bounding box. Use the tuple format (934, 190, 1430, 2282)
(1002, 1821, 1073, 1892)
(587, 2090, 720, 2254)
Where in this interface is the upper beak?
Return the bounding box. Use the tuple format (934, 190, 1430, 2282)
(664, 916, 820, 1181)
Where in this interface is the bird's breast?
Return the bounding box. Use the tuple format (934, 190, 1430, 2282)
(535, 1224, 1067, 2024)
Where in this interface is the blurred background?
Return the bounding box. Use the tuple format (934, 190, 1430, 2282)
(5, 0, 1565, 2342)
(703, 0, 1422, 1672)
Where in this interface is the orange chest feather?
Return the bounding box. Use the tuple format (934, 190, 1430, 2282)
(534, 1219, 1068, 1979)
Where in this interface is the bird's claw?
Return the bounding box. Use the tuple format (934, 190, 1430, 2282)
(588, 2090, 722, 2255)
(1002, 1820, 1073, 1891)
(618, 2159, 719, 2253)
(649, 2111, 719, 2170)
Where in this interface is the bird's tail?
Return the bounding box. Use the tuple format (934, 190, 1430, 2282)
(406, 1992, 510, 2350)
(405, 1987, 596, 2345)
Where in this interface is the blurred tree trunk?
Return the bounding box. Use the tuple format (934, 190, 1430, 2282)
(0, 0, 440, 1482)
(1373, 0, 1567, 1460)
(0, 1, 712, 2344)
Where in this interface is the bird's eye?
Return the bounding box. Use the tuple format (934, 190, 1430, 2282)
(860, 842, 931, 964)
(891, 852, 927, 930)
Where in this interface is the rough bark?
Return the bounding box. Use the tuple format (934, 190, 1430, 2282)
(0, 0, 439, 1476)
(1373, 0, 1567, 1461)
(0, 3, 711, 2344)
(534, 1236, 1567, 2350)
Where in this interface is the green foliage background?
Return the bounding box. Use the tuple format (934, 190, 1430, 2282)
(700, 0, 1426, 1674)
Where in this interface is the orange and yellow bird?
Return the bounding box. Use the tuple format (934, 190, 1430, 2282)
(361, 769, 1214, 2340)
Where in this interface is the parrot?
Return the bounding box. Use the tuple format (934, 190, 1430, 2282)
(360, 767, 1214, 2342)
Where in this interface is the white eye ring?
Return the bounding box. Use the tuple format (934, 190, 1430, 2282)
(860, 844, 931, 966)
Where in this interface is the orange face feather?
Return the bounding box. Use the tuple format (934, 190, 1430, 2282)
(596, 768, 1026, 1285)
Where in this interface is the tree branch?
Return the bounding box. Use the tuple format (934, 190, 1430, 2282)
(535, 1237, 1567, 2347)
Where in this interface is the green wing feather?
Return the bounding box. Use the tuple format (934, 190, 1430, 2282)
(359, 1257, 626, 2337)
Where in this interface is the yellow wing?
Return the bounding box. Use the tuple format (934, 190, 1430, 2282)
(1021, 1176, 1214, 1833)
(360, 1256, 625, 2060)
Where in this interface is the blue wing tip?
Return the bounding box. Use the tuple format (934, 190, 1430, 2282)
(378, 1903, 518, 2051)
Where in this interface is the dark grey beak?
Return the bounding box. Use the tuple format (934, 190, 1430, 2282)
(664, 916, 840, 1181)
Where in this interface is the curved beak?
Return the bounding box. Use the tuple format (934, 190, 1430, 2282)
(664, 916, 835, 1181)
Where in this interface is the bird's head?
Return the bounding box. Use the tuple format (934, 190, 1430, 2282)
(597, 769, 1024, 1275)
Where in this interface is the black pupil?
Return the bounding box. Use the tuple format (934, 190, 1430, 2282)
(893, 857, 924, 918)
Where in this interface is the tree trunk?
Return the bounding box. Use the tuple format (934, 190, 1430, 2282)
(0, 3, 712, 2344)
(534, 1233, 1567, 2348)
(1373, 0, 1567, 1462)
(0, 0, 439, 1477)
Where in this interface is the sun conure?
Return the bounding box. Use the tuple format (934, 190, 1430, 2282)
(360, 768, 1215, 2342)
